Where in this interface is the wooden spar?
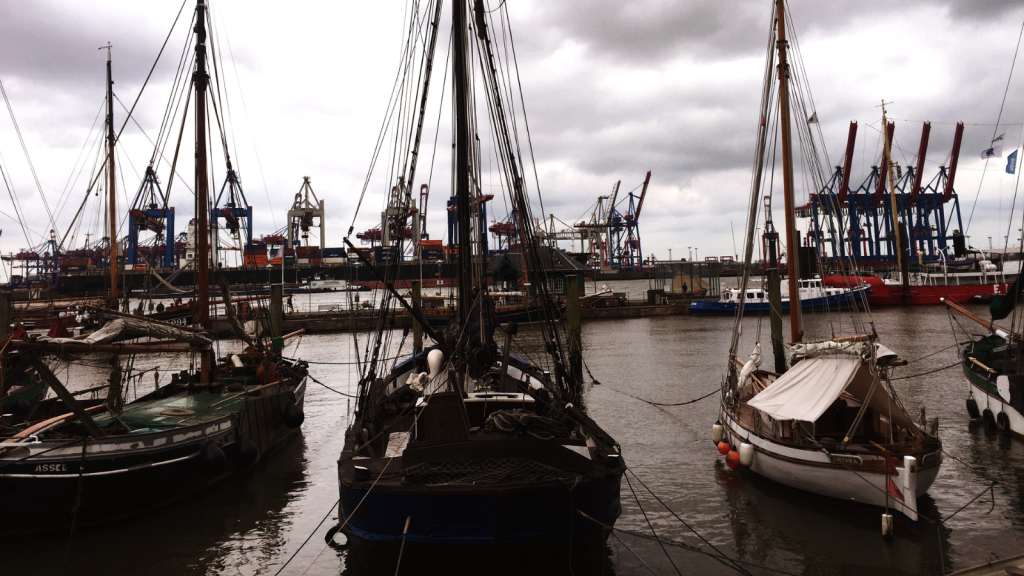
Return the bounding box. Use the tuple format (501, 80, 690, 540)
(881, 103, 908, 305)
(775, 0, 802, 343)
(10, 340, 195, 354)
(105, 44, 118, 303)
(944, 299, 1013, 337)
(25, 354, 106, 438)
(453, 0, 473, 325)
(1, 404, 108, 445)
(795, 333, 873, 345)
(194, 0, 210, 331)
(282, 328, 304, 340)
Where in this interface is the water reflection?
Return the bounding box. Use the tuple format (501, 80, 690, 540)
(6, 434, 307, 576)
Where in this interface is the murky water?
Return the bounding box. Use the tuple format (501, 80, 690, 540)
(6, 283, 1024, 575)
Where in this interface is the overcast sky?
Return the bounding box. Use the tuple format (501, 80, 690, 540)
(2, 0, 1024, 276)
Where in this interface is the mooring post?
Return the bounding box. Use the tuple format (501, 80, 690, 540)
(567, 276, 583, 384)
(412, 280, 423, 356)
(0, 292, 9, 341)
(270, 284, 283, 338)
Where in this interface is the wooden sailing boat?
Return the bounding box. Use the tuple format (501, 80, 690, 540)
(336, 0, 623, 571)
(946, 291, 1024, 436)
(715, 0, 942, 525)
(0, 1, 307, 533)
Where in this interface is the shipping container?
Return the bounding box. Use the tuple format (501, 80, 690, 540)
(245, 255, 269, 266)
(297, 258, 310, 265)
(322, 247, 346, 257)
(323, 257, 346, 265)
(421, 249, 444, 260)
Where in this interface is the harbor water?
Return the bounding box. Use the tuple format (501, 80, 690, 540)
(5, 281, 1024, 575)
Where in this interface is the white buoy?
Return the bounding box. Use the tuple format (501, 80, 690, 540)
(881, 513, 893, 537)
(711, 423, 724, 444)
(230, 355, 244, 368)
(739, 442, 755, 467)
(427, 349, 444, 377)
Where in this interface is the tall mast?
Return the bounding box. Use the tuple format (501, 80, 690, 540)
(194, 0, 210, 329)
(453, 0, 473, 325)
(105, 44, 118, 303)
(776, 0, 802, 343)
(881, 101, 907, 303)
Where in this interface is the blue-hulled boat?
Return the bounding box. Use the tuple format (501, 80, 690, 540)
(336, 0, 623, 571)
(690, 276, 870, 314)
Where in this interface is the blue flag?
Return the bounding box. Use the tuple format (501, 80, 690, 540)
(1008, 150, 1018, 174)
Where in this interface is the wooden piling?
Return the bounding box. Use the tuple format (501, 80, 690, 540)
(270, 284, 283, 338)
(0, 292, 9, 341)
(567, 276, 583, 384)
(412, 280, 423, 355)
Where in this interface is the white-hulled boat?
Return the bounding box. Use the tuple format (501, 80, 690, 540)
(714, 0, 942, 525)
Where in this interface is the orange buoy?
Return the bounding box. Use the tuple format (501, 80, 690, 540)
(726, 450, 741, 469)
(717, 441, 731, 455)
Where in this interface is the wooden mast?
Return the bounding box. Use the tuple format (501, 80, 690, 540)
(776, 0, 802, 343)
(105, 44, 118, 304)
(194, 0, 210, 330)
(880, 101, 907, 304)
(453, 0, 473, 325)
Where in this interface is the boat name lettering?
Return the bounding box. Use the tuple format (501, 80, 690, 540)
(828, 454, 863, 467)
(34, 463, 68, 472)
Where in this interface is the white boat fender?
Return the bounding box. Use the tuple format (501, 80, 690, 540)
(881, 513, 894, 537)
(739, 442, 755, 467)
(427, 349, 444, 377)
(711, 422, 724, 444)
(199, 442, 227, 476)
(283, 401, 305, 429)
(230, 354, 244, 368)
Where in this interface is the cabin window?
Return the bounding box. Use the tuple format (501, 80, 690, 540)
(548, 277, 564, 295)
(747, 292, 755, 298)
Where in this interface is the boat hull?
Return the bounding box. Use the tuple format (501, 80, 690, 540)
(824, 275, 1012, 306)
(0, 382, 305, 533)
(720, 410, 941, 522)
(963, 364, 1024, 437)
(690, 287, 866, 314)
(338, 469, 621, 573)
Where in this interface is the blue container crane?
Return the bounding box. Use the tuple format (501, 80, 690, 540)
(609, 171, 650, 271)
(807, 121, 964, 266)
(126, 165, 175, 269)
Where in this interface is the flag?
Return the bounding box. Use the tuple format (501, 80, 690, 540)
(981, 134, 1005, 160)
(807, 112, 818, 124)
(888, 476, 905, 503)
(1008, 150, 1018, 174)
(885, 454, 905, 502)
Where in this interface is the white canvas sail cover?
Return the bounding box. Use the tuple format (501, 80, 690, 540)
(747, 356, 913, 427)
(747, 357, 859, 422)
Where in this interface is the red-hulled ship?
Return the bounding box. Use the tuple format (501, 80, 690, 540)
(824, 257, 1015, 305)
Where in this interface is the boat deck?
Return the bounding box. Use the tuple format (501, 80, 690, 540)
(90, 385, 259, 433)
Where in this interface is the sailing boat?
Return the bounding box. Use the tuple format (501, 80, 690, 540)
(336, 0, 623, 571)
(715, 0, 942, 525)
(945, 290, 1024, 436)
(0, 1, 307, 533)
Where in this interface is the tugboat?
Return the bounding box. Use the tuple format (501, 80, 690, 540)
(336, 0, 623, 571)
